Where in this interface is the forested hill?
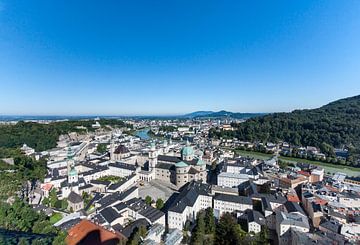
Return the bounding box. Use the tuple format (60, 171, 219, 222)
(209, 95, 360, 163)
(0, 119, 132, 153)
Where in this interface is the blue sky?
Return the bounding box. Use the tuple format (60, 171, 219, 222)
(0, 1, 360, 115)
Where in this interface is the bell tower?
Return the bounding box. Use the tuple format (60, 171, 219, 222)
(148, 141, 158, 172)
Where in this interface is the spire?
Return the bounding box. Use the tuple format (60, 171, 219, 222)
(67, 147, 73, 160)
(150, 141, 156, 151)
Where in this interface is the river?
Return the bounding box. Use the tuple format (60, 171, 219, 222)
(135, 128, 151, 140)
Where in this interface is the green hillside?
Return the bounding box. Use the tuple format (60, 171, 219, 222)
(209, 95, 360, 166)
(0, 119, 132, 153)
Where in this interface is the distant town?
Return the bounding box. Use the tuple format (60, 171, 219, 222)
(1, 116, 359, 244)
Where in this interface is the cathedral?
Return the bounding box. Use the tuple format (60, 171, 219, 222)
(139, 141, 207, 188)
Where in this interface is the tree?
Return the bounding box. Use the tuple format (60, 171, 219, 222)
(49, 188, 58, 207)
(31, 239, 47, 245)
(252, 227, 269, 245)
(18, 238, 30, 245)
(278, 160, 288, 169)
(96, 144, 107, 154)
(126, 226, 147, 245)
(156, 198, 164, 210)
(215, 213, 246, 245)
(204, 208, 215, 235)
(138, 225, 147, 238)
(145, 196, 152, 205)
(53, 231, 67, 245)
(42, 197, 50, 206)
(191, 212, 205, 245)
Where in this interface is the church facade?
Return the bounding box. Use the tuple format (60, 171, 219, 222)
(140, 142, 207, 188)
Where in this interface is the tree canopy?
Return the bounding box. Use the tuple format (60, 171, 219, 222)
(0, 119, 132, 152)
(209, 95, 360, 166)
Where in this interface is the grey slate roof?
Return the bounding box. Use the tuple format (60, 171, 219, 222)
(319, 220, 341, 233)
(97, 186, 138, 208)
(156, 162, 175, 170)
(261, 197, 272, 212)
(284, 201, 306, 216)
(124, 198, 164, 222)
(108, 162, 136, 171)
(214, 193, 252, 205)
(246, 209, 266, 225)
(68, 191, 83, 204)
(120, 218, 150, 238)
(100, 207, 120, 223)
(168, 181, 211, 213)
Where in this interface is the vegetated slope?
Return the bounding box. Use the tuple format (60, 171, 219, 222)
(209, 95, 360, 164)
(0, 119, 132, 153)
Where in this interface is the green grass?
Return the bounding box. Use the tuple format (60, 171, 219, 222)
(234, 149, 273, 160)
(97, 175, 124, 183)
(278, 155, 360, 171)
(50, 212, 62, 224)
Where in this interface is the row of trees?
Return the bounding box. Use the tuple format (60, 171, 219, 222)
(189, 208, 269, 245)
(145, 196, 164, 210)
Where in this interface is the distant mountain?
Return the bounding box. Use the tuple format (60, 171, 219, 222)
(183, 111, 215, 118)
(209, 95, 360, 166)
(183, 110, 265, 119)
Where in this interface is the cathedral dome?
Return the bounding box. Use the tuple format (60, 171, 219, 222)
(181, 146, 194, 156)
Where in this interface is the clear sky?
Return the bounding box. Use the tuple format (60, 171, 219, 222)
(0, 1, 360, 115)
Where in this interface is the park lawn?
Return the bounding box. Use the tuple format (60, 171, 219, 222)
(97, 175, 124, 183)
(234, 149, 273, 160)
(278, 155, 360, 172)
(50, 212, 63, 224)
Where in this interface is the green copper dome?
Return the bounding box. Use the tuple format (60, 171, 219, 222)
(196, 159, 206, 166)
(69, 166, 77, 176)
(175, 161, 188, 168)
(181, 145, 194, 157)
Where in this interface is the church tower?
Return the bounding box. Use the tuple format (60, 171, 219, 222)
(110, 134, 115, 162)
(163, 139, 169, 154)
(67, 147, 74, 173)
(67, 146, 79, 194)
(148, 141, 158, 173)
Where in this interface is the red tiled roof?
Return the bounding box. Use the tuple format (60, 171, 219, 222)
(314, 198, 328, 206)
(66, 220, 126, 245)
(287, 194, 300, 202)
(41, 183, 53, 191)
(298, 170, 311, 177)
